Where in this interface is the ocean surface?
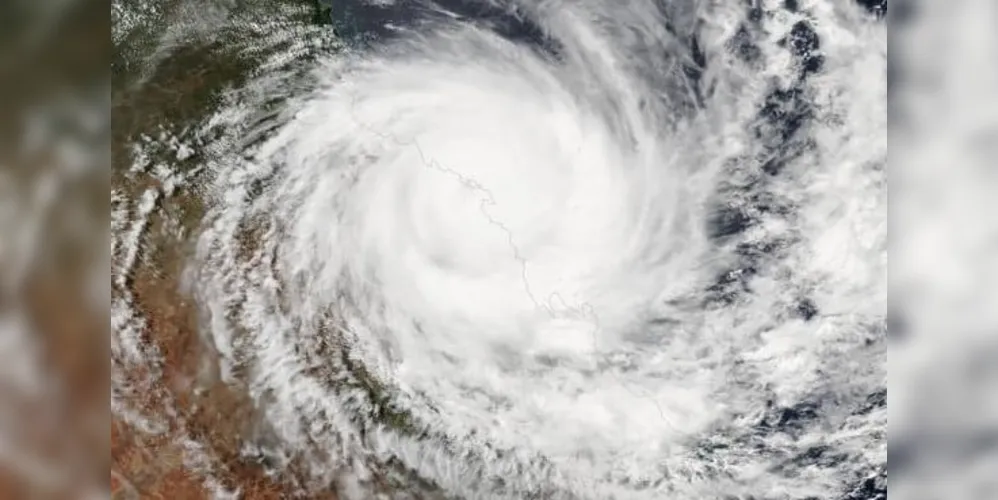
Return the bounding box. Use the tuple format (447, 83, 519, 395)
(111, 1, 887, 498)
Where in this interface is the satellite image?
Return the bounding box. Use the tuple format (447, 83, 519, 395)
(110, 0, 887, 498)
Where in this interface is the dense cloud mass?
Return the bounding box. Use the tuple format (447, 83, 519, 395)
(179, 1, 886, 498)
(108, 0, 889, 498)
(18, 0, 998, 498)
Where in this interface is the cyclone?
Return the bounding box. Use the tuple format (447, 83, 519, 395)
(113, 0, 887, 498)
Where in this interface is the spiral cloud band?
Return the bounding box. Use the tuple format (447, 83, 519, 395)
(178, 1, 887, 498)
